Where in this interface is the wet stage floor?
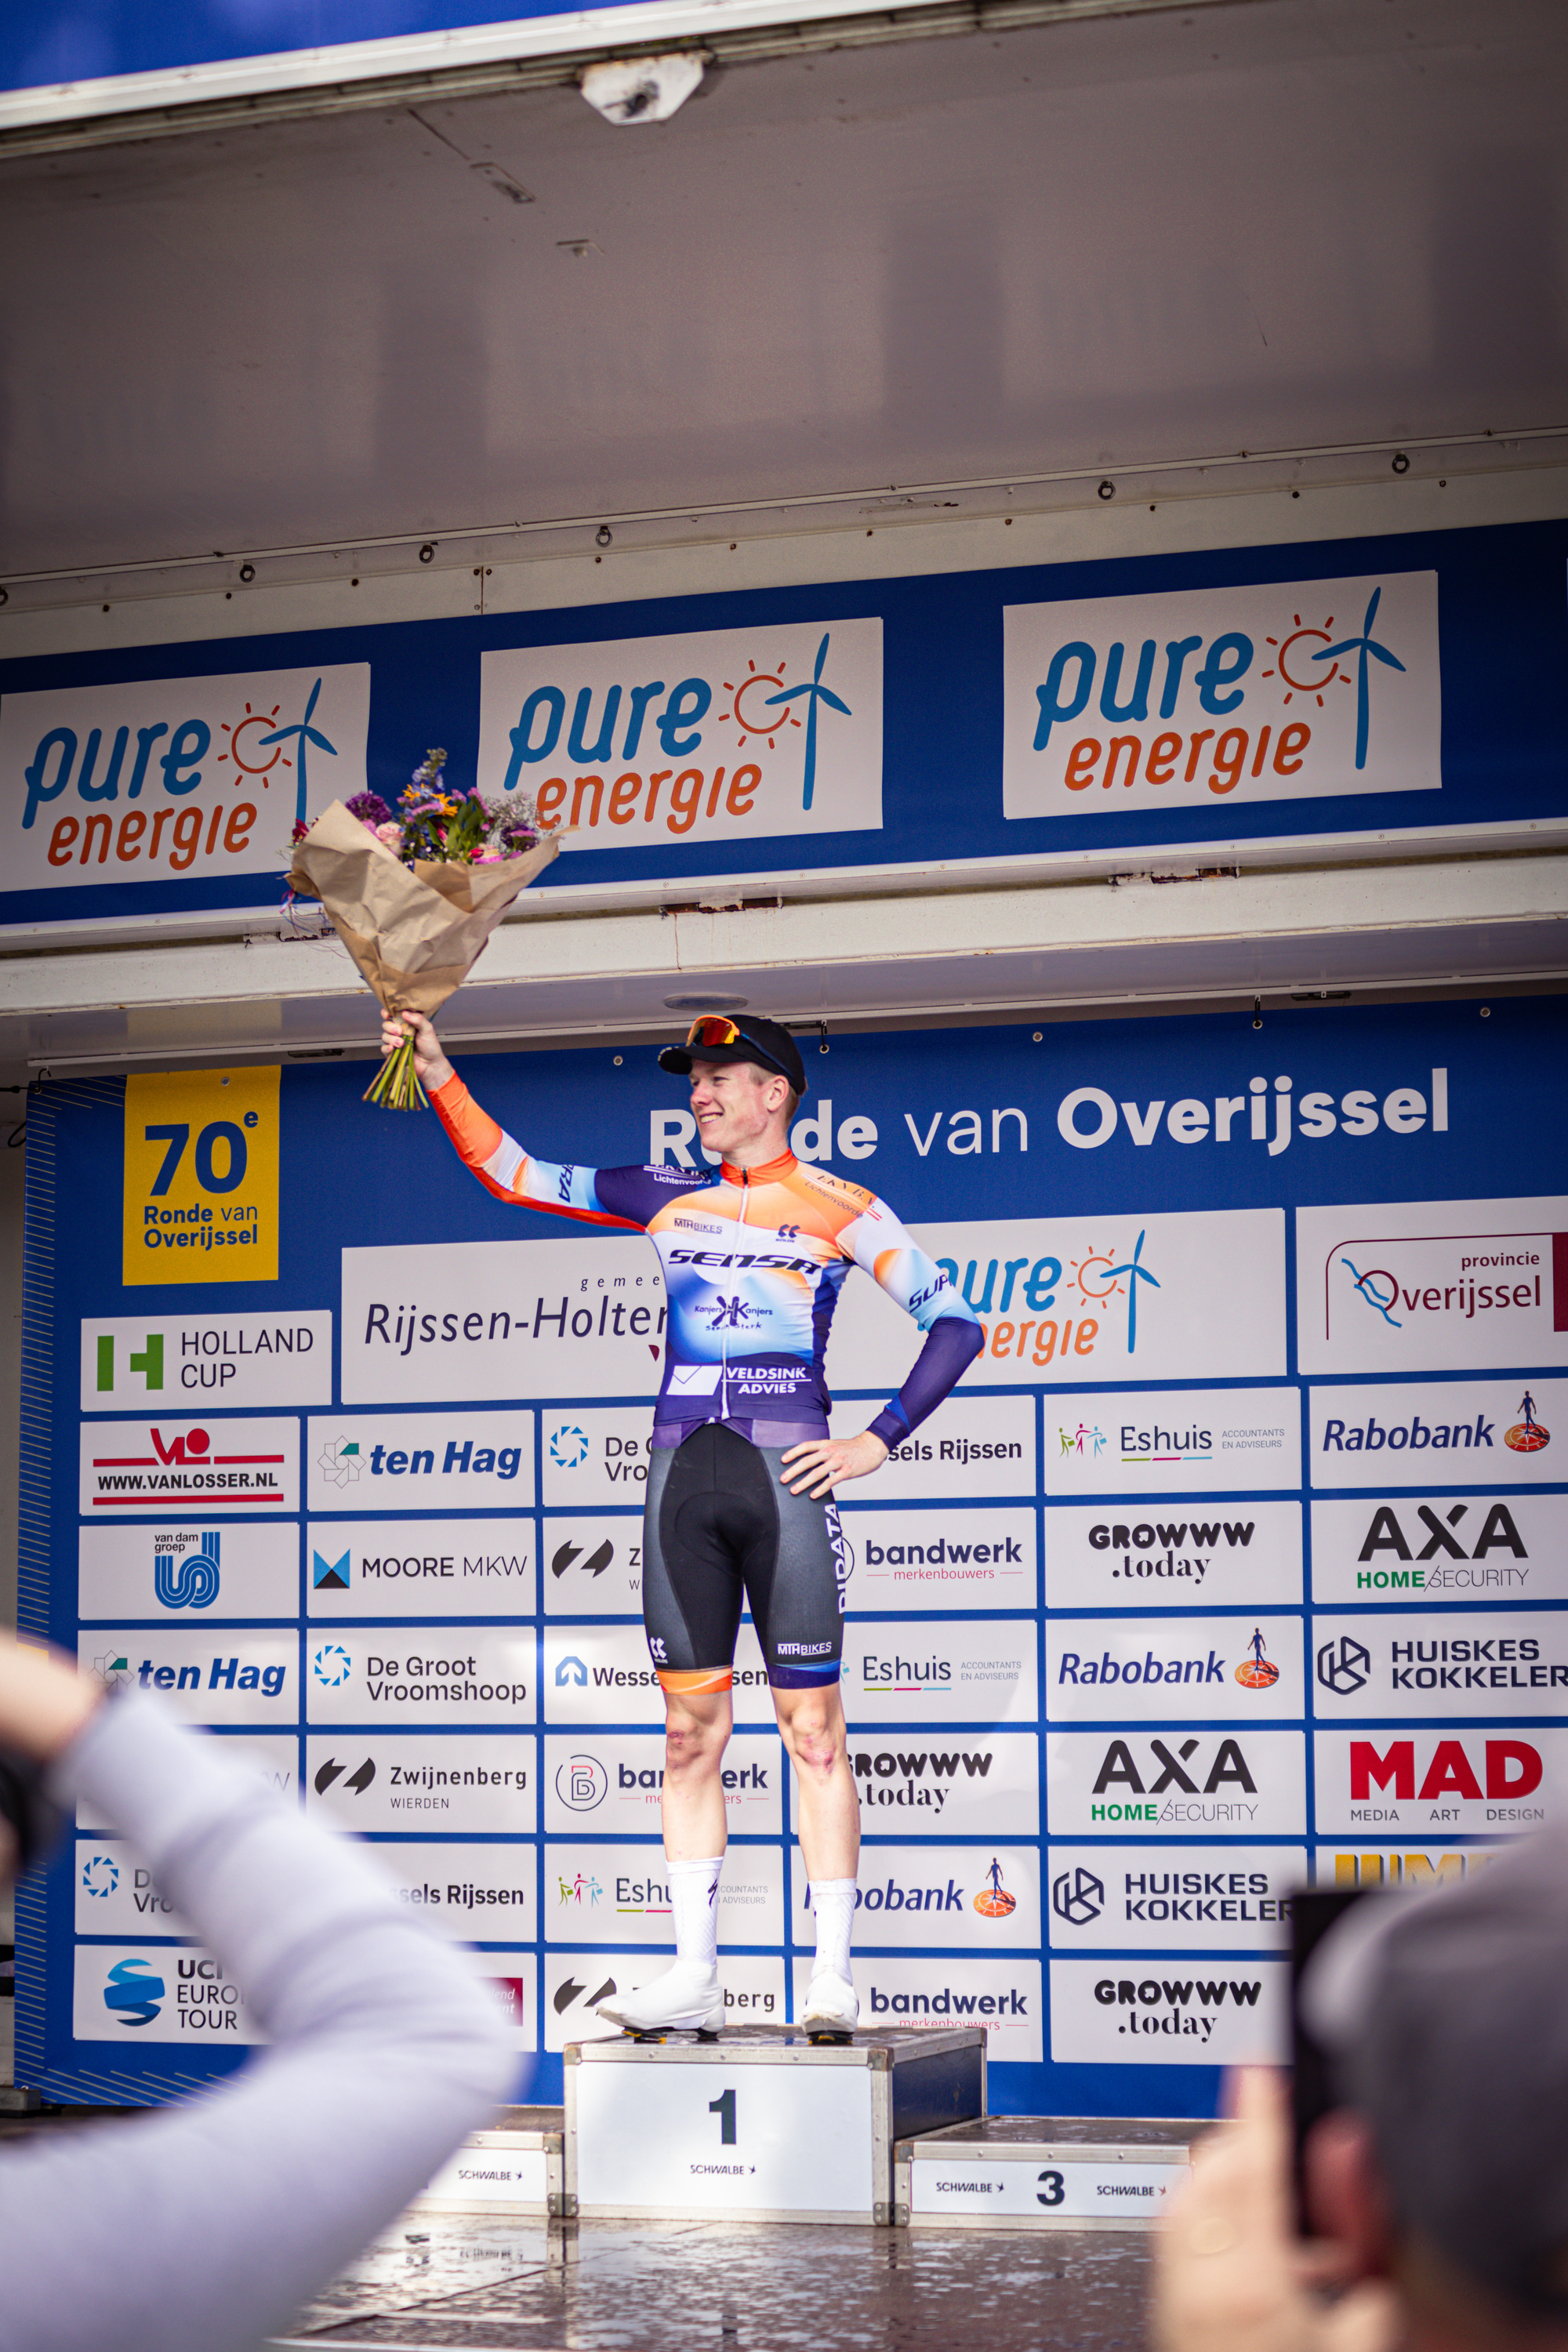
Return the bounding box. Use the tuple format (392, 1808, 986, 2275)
(269, 2210, 1154, 2351)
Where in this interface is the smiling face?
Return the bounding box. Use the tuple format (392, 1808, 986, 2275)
(688, 1056, 794, 1167)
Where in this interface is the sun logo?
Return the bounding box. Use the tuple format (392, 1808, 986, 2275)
(1067, 1248, 1124, 1308)
(216, 701, 285, 782)
(718, 659, 804, 753)
(1261, 615, 1353, 710)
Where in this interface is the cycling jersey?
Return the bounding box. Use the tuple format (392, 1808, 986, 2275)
(432, 1073, 982, 1450)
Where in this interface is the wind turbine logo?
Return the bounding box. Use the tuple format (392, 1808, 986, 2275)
(1103, 1229, 1160, 1354)
(764, 633, 851, 811)
(1313, 587, 1405, 770)
(257, 677, 340, 826)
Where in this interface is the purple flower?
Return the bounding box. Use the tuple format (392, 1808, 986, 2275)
(347, 791, 394, 826)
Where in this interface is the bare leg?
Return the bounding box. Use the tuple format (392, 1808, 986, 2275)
(661, 1686, 734, 1861)
(772, 1682, 859, 1882)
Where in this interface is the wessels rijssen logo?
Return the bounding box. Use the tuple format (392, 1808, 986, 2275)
(1004, 568, 1439, 818)
(478, 618, 883, 851)
(5, 662, 368, 887)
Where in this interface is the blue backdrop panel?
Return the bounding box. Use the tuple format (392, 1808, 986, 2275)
(16, 990, 1568, 2118)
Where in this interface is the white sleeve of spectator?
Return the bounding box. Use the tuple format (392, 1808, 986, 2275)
(0, 1691, 514, 2352)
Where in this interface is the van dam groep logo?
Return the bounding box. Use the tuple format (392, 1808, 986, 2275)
(154, 1529, 220, 1610)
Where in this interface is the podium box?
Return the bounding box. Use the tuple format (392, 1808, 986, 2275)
(415, 2105, 566, 2216)
(895, 2115, 1195, 2229)
(565, 2024, 985, 2224)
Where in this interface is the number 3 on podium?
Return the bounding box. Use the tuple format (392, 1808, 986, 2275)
(1036, 2169, 1064, 2207)
(709, 2089, 737, 2146)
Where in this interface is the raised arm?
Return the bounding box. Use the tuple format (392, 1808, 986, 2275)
(387, 1009, 645, 1229)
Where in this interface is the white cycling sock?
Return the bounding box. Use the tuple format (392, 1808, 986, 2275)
(808, 1878, 858, 1984)
(667, 1855, 724, 1972)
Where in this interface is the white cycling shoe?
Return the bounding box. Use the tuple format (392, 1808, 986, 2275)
(801, 1969, 859, 2039)
(596, 1961, 726, 2037)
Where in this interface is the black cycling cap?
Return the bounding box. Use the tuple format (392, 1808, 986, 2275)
(658, 1012, 806, 1098)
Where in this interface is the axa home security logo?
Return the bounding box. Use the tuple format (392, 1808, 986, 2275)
(81, 1852, 120, 1900)
(313, 1642, 353, 1688)
(974, 1859, 1017, 1920)
(1004, 569, 1437, 819)
(550, 1425, 590, 1469)
(479, 619, 881, 850)
(555, 1753, 609, 1811)
(103, 1956, 165, 2028)
(949, 1231, 1160, 1369)
(154, 1530, 220, 1610)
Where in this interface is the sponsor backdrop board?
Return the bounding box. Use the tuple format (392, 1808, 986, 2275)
(20, 993, 1568, 2123)
(2, 520, 1563, 929)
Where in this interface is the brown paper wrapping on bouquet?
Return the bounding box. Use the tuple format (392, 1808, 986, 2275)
(288, 799, 561, 1017)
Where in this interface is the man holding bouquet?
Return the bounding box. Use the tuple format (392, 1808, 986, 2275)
(387, 1008, 982, 2038)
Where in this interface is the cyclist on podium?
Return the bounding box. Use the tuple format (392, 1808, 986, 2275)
(388, 1007, 982, 2038)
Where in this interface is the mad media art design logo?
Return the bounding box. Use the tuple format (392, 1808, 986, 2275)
(1051, 1865, 1105, 1927)
(318, 1436, 363, 1487)
(103, 1957, 165, 2028)
(550, 1425, 590, 1470)
(974, 1859, 1017, 1920)
(555, 1754, 608, 1812)
(313, 1643, 353, 1689)
(81, 1853, 120, 1900)
(1507, 1393, 1551, 1456)
(1235, 1629, 1279, 1691)
(313, 1548, 350, 1592)
(154, 1530, 220, 1610)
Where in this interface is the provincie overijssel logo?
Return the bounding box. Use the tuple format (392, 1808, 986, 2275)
(477, 619, 883, 851)
(1003, 569, 1439, 819)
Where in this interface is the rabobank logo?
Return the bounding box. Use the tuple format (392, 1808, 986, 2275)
(1004, 569, 1439, 820)
(103, 1956, 165, 2027)
(1311, 1382, 1568, 1490)
(477, 619, 883, 851)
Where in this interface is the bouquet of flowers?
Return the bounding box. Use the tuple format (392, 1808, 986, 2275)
(288, 751, 560, 1109)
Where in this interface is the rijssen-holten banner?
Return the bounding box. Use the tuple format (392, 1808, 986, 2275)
(16, 993, 1568, 2114)
(0, 517, 1563, 924)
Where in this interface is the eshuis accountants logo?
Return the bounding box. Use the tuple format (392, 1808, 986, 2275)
(477, 619, 883, 852)
(1003, 569, 1439, 818)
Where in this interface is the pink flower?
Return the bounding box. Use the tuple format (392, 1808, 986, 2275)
(376, 822, 405, 851)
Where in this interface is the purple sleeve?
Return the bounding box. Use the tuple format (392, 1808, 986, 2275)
(591, 1164, 706, 1225)
(866, 1314, 985, 1451)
